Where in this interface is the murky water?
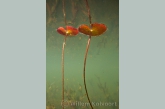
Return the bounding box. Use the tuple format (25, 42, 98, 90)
(46, 0, 119, 109)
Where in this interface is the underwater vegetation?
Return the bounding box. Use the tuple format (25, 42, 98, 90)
(46, 0, 119, 109)
(46, 76, 119, 109)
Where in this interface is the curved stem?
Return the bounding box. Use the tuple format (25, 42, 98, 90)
(83, 36, 94, 109)
(84, 0, 94, 109)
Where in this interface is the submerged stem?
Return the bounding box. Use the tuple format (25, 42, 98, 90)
(83, 36, 94, 109)
(61, 36, 66, 109)
(62, 0, 67, 108)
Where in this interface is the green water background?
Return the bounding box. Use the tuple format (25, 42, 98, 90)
(46, 0, 119, 108)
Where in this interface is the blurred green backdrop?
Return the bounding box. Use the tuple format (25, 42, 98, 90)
(46, 0, 119, 109)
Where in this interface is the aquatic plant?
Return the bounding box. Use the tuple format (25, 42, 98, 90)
(78, 0, 107, 109)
